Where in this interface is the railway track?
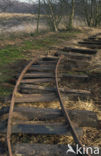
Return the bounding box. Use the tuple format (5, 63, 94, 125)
(79, 33, 101, 49)
(0, 33, 101, 156)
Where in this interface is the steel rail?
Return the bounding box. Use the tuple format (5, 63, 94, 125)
(55, 55, 91, 156)
(7, 57, 39, 156)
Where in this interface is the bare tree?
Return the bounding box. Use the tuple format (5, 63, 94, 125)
(68, 0, 75, 29)
(0, 0, 14, 12)
(36, 0, 41, 33)
(83, 0, 101, 27)
(43, 0, 64, 32)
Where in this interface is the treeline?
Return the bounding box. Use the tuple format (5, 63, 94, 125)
(0, 0, 38, 13)
(37, 0, 101, 31)
(0, 0, 101, 31)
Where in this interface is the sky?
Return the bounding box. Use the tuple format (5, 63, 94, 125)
(18, 0, 30, 2)
(18, 0, 36, 2)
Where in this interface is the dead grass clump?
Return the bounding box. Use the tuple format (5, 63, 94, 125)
(81, 128, 101, 147)
(62, 97, 101, 147)
(89, 50, 101, 74)
(63, 98, 96, 111)
(0, 13, 35, 19)
(0, 13, 46, 19)
(17, 101, 61, 109)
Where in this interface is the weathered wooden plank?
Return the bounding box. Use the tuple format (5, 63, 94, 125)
(19, 85, 56, 94)
(14, 143, 101, 156)
(84, 39, 101, 43)
(64, 59, 90, 71)
(88, 33, 101, 39)
(57, 51, 92, 60)
(14, 143, 76, 156)
(23, 72, 54, 78)
(66, 58, 89, 64)
(36, 60, 57, 65)
(0, 122, 83, 136)
(63, 94, 90, 101)
(42, 56, 58, 61)
(31, 64, 56, 68)
(23, 72, 88, 79)
(88, 37, 101, 40)
(79, 43, 101, 49)
(79, 41, 101, 45)
(63, 73, 88, 79)
(29, 58, 89, 74)
(19, 85, 91, 96)
(13, 108, 98, 127)
(61, 88, 91, 95)
(21, 78, 54, 84)
(28, 65, 55, 72)
(0, 107, 98, 128)
(96, 38, 101, 41)
(15, 93, 58, 103)
(63, 47, 97, 55)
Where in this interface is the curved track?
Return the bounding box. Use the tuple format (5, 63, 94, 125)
(6, 54, 93, 156)
(7, 57, 39, 156)
(2, 33, 100, 156)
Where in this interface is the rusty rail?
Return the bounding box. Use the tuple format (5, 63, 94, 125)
(7, 57, 39, 156)
(55, 55, 91, 156)
(7, 55, 92, 156)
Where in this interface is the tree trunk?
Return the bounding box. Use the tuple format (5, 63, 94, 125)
(69, 0, 75, 29)
(36, 0, 41, 33)
(48, 0, 58, 32)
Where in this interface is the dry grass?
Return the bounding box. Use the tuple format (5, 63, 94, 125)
(0, 13, 46, 19)
(0, 13, 47, 34)
(63, 98, 95, 111)
(0, 27, 101, 154)
(90, 50, 101, 74)
(62, 98, 101, 147)
(81, 127, 101, 147)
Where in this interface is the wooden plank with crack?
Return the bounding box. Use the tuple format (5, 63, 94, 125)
(0, 121, 83, 136)
(15, 93, 58, 103)
(0, 107, 98, 128)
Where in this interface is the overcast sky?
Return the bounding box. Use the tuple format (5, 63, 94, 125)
(18, 0, 36, 2)
(18, 0, 30, 2)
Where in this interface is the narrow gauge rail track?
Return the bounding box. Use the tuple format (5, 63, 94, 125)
(78, 33, 101, 49)
(6, 54, 93, 156)
(0, 33, 100, 156)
